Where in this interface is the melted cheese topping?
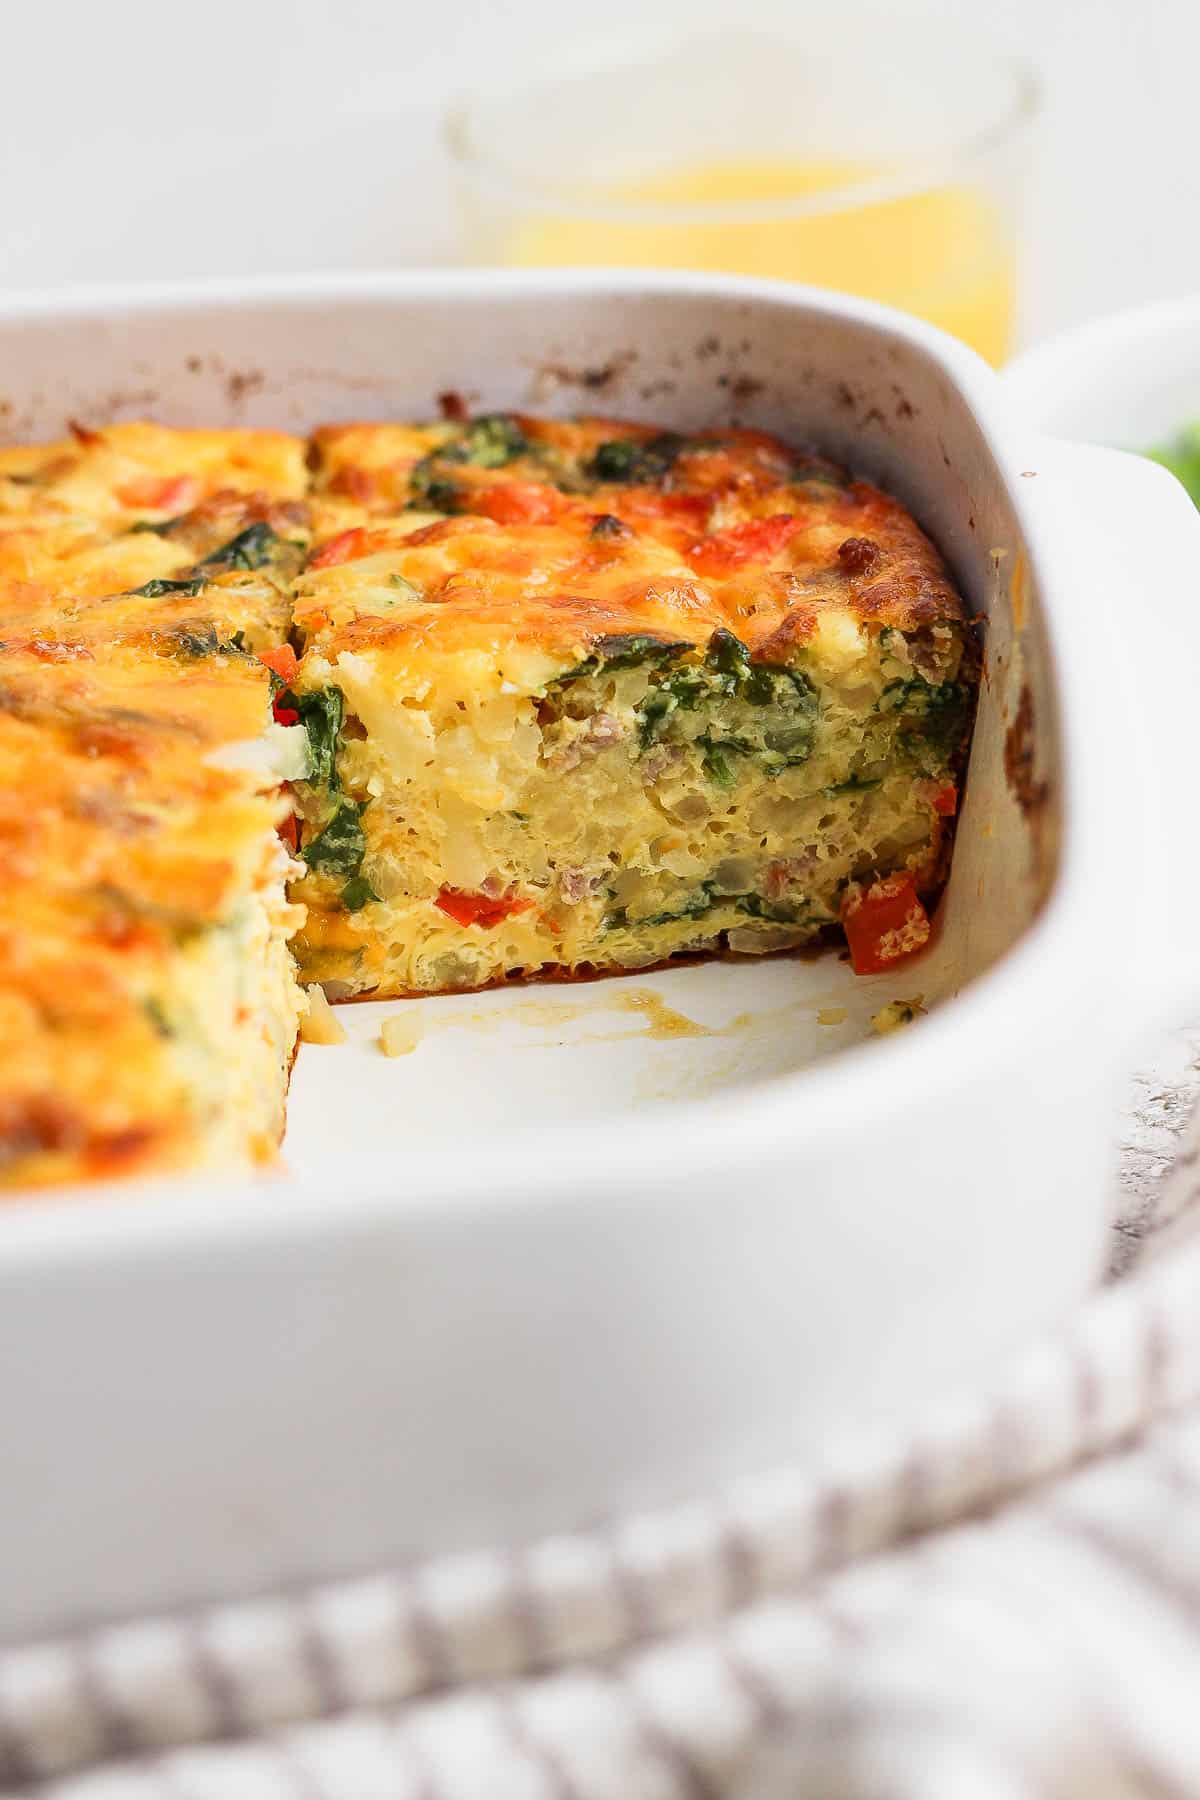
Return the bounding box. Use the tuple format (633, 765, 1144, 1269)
(288, 415, 973, 997)
(0, 412, 975, 1187)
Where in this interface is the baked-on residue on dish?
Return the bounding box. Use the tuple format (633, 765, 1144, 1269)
(0, 414, 977, 1188)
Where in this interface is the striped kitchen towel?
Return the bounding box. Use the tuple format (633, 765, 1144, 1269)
(5, 1024, 1200, 1800)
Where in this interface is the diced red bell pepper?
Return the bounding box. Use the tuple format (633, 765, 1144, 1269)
(435, 887, 534, 929)
(686, 513, 801, 576)
(840, 872, 931, 975)
(258, 644, 301, 723)
(259, 644, 298, 684)
(620, 489, 711, 527)
(475, 482, 562, 525)
(308, 527, 368, 569)
(116, 473, 199, 511)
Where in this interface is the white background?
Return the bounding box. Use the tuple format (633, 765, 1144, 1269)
(0, 0, 1196, 348)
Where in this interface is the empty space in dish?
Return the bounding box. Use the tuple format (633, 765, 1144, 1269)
(286, 949, 948, 1161)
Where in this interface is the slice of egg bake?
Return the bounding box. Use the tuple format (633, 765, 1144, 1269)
(0, 426, 308, 1188)
(287, 416, 976, 997)
(0, 414, 976, 1188)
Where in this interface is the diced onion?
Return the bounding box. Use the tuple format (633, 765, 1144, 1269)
(380, 1012, 423, 1058)
(299, 985, 346, 1046)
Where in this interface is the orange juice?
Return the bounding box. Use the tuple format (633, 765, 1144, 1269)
(504, 156, 1016, 366)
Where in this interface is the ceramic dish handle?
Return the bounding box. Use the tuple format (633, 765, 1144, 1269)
(1022, 436, 1200, 1019)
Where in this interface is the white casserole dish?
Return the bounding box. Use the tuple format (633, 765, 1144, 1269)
(1, 271, 1198, 1645)
(1003, 293, 1200, 447)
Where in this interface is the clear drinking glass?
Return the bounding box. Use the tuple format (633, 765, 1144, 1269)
(446, 21, 1038, 365)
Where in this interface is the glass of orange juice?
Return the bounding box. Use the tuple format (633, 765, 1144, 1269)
(446, 23, 1038, 366)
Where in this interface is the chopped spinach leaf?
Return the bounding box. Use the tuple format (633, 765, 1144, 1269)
(639, 898, 713, 929)
(733, 893, 835, 927)
(549, 623, 818, 774)
(743, 663, 815, 710)
(699, 732, 755, 788)
(340, 874, 377, 911)
(199, 522, 279, 571)
(595, 633, 690, 670)
(705, 627, 751, 680)
(407, 455, 462, 513)
(173, 625, 221, 658)
(128, 513, 189, 536)
(128, 576, 206, 598)
(444, 413, 528, 468)
(823, 774, 882, 797)
(561, 633, 691, 686)
(292, 686, 344, 788)
(589, 512, 632, 540)
(301, 799, 366, 876)
(636, 689, 679, 748)
(141, 996, 175, 1038)
(657, 665, 709, 710)
(424, 479, 462, 513)
(790, 453, 847, 488)
(603, 883, 712, 933)
(587, 432, 685, 484)
(877, 676, 962, 715)
(605, 882, 831, 935)
(877, 677, 970, 756)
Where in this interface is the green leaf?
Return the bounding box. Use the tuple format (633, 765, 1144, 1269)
(789, 453, 848, 489)
(634, 883, 717, 928)
(448, 413, 529, 468)
(301, 799, 366, 875)
(128, 577, 206, 598)
(340, 874, 377, 911)
(128, 513, 190, 536)
(590, 512, 631, 540)
(294, 686, 344, 789)
(823, 774, 882, 796)
(743, 663, 815, 711)
(173, 625, 222, 657)
(141, 996, 175, 1038)
(199, 522, 279, 571)
(1144, 426, 1200, 509)
(562, 634, 690, 687)
(733, 892, 834, 926)
(587, 433, 685, 484)
(877, 677, 969, 756)
(407, 455, 463, 513)
(636, 689, 679, 748)
(705, 627, 751, 680)
(700, 733, 751, 787)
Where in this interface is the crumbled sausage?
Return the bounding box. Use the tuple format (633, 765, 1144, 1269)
(837, 536, 881, 576)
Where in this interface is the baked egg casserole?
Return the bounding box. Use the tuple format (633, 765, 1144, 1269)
(0, 413, 976, 1188)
